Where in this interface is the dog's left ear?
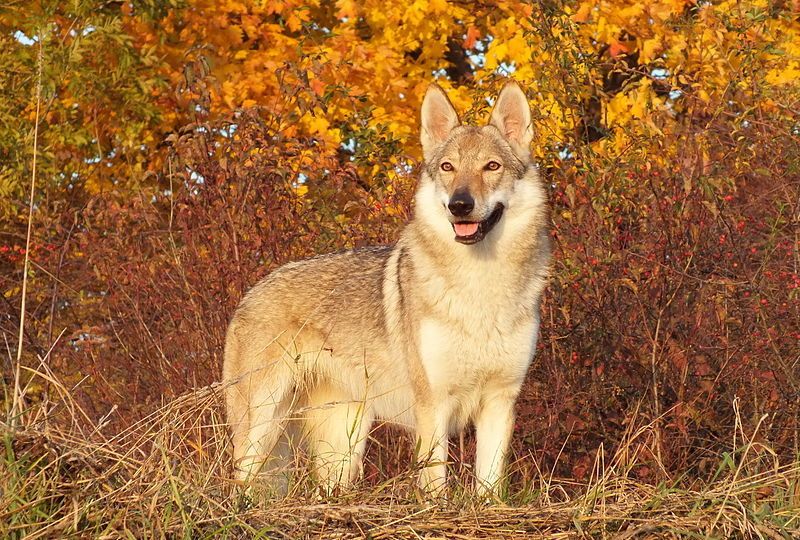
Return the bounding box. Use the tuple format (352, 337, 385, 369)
(489, 81, 533, 157)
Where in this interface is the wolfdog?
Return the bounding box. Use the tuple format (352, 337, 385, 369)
(223, 81, 551, 496)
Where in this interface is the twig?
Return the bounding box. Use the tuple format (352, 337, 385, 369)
(11, 28, 44, 426)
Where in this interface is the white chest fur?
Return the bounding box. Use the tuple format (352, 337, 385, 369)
(416, 254, 540, 433)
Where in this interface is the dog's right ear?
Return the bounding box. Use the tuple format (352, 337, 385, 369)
(420, 84, 460, 161)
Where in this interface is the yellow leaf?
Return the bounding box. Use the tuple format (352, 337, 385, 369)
(765, 62, 800, 86)
(429, 0, 448, 13)
(506, 33, 529, 64)
(335, 0, 357, 19)
(485, 42, 508, 70)
(606, 93, 631, 125)
(640, 38, 661, 63)
(307, 115, 330, 134)
(573, 2, 592, 23)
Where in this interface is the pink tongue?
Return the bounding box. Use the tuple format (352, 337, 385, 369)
(454, 222, 479, 237)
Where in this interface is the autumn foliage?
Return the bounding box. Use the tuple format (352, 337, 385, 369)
(2, 0, 799, 496)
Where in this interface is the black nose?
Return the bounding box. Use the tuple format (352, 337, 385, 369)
(448, 190, 474, 217)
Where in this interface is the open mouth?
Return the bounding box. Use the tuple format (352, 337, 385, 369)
(452, 204, 505, 244)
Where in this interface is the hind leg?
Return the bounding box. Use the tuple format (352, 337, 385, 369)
(230, 374, 295, 493)
(303, 381, 373, 493)
(258, 418, 300, 496)
(232, 399, 284, 481)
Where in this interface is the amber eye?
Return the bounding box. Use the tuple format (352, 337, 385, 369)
(440, 162, 454, 172)
(485, 161, 501, 171)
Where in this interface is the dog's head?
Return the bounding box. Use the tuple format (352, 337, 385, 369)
(418, 82, 535, 245)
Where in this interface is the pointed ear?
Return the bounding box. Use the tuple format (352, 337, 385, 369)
(420, 84, 460, 160)
(489, 81, 533, 156)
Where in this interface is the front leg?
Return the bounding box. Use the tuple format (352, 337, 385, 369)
(474, 387, 519, 496)
(414, 402, 450, 496)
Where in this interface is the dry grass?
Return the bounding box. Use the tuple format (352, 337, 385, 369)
(2, 378, 798, 539)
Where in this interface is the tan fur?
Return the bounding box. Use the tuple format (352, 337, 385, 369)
(223, 81, 551, 496)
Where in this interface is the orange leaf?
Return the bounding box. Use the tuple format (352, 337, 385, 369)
(310, 78, 325, 96)
(463, 26, 480, 49)
(609, 40, 631, 58)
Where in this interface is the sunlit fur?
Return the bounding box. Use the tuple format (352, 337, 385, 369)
(223, 81, 551, 497)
